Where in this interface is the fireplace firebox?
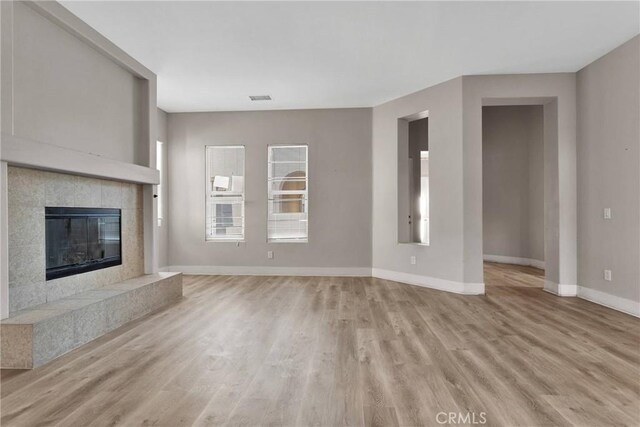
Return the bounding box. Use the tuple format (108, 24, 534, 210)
(45, 207, 122, 280)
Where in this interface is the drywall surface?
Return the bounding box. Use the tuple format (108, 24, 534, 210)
(577, 35, 640, 304)
(157, 108, 169, 268)
(372, 77, 466, 283)
(166, 108, 372, 270)
(462, 74, 577, 288)
(482, 105, 544, 262)
(11, 1, 142, 164)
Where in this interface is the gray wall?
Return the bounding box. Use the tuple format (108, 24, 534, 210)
(462, 74, 576, 289)
(577, 35, 640, 303)
(373, 74, 576, 291)
(11, 1, 144, 164)
(373, 77, 467, 283)
(166, 108, 372, 270)
(482, 105, 544, 262)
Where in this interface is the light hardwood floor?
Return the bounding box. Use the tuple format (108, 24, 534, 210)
(1, 263, 639, 426)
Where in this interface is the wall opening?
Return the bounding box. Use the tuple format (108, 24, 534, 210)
(398, 110, 429, 245)
(482, 104, 545, 289)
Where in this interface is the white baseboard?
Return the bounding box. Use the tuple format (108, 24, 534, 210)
(483, 254, 545, 270)
(165, 265, 484, 295)
(372, 268, 484, 295)
(543, 280, 577, 297)
(577, 286, 640, 318)
(161, 265, 371, 277)
(161, 266, 638, 317)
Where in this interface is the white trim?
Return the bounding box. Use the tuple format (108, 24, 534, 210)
(372, 268, 485, 295)
(529, 259, 545, 270)
(163, 265, 485, 295)
(162, 265, 371, 277)
(483, 254, 545, 270)
(543, 280, 577, 297)
(155, 268, 639, 318)
(577, 286, 640, 318)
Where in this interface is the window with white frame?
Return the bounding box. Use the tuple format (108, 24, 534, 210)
(156, 141, 163, 226)
(205, 146, 245, 241)
(267, 145, 308, 242)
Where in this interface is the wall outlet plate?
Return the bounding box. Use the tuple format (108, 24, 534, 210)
(604, 269, 612, 281)
(410, 256, 416, 265)
(267, 251, 274, 259)
(604, 208, 612, 219)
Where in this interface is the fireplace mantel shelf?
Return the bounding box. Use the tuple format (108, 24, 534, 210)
(1, 133, 159, 185)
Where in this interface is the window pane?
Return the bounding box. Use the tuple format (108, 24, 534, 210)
(271, 146, 306, 162)
(268, 145, 308, 242)
(206, 146, 245, 241)
(272, 194, 307, 214)
(269, 174, 307, 192)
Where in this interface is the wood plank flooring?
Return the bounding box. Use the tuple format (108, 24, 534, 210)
(1, 263, 639, 426)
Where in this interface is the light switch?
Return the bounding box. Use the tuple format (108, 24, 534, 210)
(410, 256, 416, 265)
(267, 251, 274, 259)
(604, 208, 612, 219)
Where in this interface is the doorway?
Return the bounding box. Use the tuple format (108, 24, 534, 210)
(482, 105, 545, 290)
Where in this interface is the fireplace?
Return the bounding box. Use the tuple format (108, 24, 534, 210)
(45, 207, 122, 280)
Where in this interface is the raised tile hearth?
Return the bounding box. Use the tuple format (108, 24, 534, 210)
(1, 272, 182, 369)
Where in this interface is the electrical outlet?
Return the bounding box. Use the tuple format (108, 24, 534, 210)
(604, 269, 612, 281)
(604, 208, 612, 220)
(410, 256, 416, 265)
(267, 251, 274, 259)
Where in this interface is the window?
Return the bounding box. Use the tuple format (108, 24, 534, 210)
(156, 141, 163, 226)
(205, 146, 245, 241)
(268, 145, 308, 242)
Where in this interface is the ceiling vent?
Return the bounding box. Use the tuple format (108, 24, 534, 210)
(249, 95, 272, 101)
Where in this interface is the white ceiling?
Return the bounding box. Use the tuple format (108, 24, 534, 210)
(60, 1, 639, 113)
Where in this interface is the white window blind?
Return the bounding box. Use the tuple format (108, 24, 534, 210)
(267, 145, 308, 242)
(205, 146, 245, 241)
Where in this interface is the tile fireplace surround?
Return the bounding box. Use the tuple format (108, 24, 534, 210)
(7, 166, 144, 313)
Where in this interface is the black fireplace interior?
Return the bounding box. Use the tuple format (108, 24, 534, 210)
(45, 207, 122, 280)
